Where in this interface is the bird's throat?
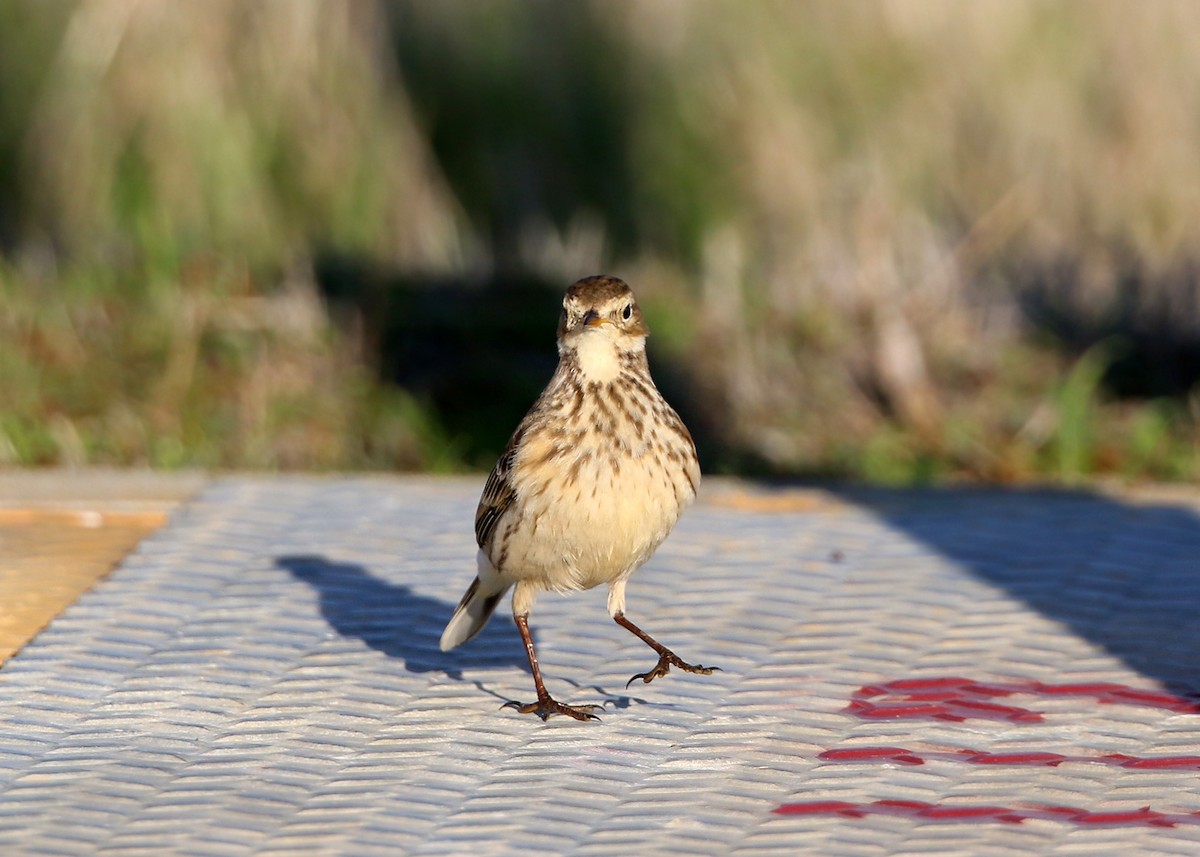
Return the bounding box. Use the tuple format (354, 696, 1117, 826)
(571, 331, 626, 384)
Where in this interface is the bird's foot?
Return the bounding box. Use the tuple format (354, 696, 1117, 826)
(626, 651, 721, 688)
(502, 695, 603, 722)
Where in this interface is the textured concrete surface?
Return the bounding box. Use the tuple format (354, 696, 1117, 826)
(1, 474, 1199, 856)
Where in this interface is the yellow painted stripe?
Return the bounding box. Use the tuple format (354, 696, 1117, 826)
(0, 509, 167, 666)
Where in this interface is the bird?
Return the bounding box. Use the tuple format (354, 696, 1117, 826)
(439, 274, 717, 721)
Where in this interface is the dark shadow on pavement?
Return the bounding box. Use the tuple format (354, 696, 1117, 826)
(829, 485, 1200, 692)
(276, 554, 529, 681)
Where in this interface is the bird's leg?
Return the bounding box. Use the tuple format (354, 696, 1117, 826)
(613, 612, 720, 688)
(501, 613, 602, 722)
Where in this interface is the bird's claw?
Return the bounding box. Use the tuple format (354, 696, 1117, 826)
(626, 652, 721, 688)
(501, 697, 603, 722)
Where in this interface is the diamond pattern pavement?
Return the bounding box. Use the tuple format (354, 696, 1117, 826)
(1, 475, 1199, 856)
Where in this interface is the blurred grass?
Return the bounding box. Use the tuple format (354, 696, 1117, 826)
(0, 0, 1197, 482)
(0, 258, 461, 470)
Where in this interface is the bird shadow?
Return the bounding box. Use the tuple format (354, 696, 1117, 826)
(559, 677, 651, 713)
(276, 554, 529, 682)
(276, 554, 651, 712)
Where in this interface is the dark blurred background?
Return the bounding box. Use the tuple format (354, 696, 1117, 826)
(1, 0, 1197, 482)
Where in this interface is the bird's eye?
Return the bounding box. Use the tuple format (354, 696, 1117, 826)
(622, 303, 633, 321)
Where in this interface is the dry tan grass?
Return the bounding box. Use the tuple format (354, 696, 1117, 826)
(1, 1, 1197, 479)
(610, 0, 1200, 478)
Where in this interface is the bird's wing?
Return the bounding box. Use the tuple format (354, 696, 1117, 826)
(475, 426, 524, 550)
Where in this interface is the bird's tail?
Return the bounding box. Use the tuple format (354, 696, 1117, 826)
(440, 567, 510, 651)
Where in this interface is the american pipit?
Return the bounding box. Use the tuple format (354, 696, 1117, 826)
(440, 275, 717, 721)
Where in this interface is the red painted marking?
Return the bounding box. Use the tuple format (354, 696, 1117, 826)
(1037, 805, 1084, 816)
(771, 800, 865, 817)
(962, 751, 1066, 766)
(871, 800, 933, 814)
(773, 800, 1200, 827)
(1073, 807, 1174, 827)
(1027, 683, 1200, 712)
(818, 747, 924, 765)
(847, 677, 1200, 723)
(960, 682, 1018, 698)
(917, 805, 1024, 823)
(1035, 682, 1125, 695)
(1107, 688, 1200, 712)
(798, 678, 1200, 829)
(820, 745, 1200, 771)
(1119, 756, 1200, 770)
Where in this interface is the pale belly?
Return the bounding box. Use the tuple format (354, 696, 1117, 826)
(491, 444, 693, 592)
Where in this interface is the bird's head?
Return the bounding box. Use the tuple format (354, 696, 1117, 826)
(557, 275, 649, 346)
(556, 276, 649, 383)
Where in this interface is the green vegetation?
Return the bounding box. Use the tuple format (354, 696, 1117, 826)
(0, 1, 1197, 482)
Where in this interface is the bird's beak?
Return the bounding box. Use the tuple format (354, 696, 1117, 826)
(582, 310, 610, 328)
